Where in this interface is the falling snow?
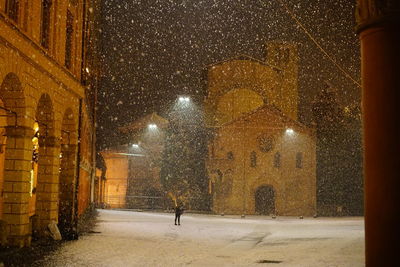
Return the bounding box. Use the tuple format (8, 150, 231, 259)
(97, 0, 360, 150)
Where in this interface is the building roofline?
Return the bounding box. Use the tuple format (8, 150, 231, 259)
(216, 103, 312, 131)
(205, 54, 282, 72)
(119, 112, 169, 132)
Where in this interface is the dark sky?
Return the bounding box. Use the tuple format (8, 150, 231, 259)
(97, 0, 360, 150)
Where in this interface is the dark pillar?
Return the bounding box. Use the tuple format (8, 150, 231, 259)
(356, 1, 400, 266)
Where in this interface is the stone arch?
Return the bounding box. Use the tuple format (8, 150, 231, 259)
(36, 94, 55, 138)
(254, 185, 276, 215)
(58, 108, 78, 239)
(0, 73, 26, 126)
(0, 73, 32, 246)
(33, 93, 59, 237)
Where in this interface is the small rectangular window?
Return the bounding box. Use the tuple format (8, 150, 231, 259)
(296, 152, 303, 168)
(250, 151, 257, 167)
(6, 0, 19, 23)
(274, 152, 281, 168)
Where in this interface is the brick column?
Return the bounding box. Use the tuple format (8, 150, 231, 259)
(35, 136, 61, 235)
(58, 144, 77, 237)
(356, 1, 400, 265)
(2, 126, 33, 247)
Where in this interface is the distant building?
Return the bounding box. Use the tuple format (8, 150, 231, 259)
(205, 42, 317, 216)
(0, 0, 100, 246)
(100, 113, 168, 209)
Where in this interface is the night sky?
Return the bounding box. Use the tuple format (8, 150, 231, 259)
(97, 0, 360, 150)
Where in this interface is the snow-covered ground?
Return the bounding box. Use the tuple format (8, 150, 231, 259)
(35, 209, 365, 267)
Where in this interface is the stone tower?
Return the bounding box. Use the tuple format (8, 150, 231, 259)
(265, 42, 299, 120)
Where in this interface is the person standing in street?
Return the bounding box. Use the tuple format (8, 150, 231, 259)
(174, 204, 184, 225)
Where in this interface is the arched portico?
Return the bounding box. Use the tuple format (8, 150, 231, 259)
(0, 73, 32, 247)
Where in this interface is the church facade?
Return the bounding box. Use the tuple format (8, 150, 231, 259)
(206, 42, 317, 216)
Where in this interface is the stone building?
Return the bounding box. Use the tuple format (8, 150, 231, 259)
(99, 146, 129, 208)
(206, 42, 317, 216)
(100, 113, 168, 209)
(0, 0, 99, 246)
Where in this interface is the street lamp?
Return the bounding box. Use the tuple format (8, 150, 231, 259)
(178, 96, 190, 103)
(285, 128, 294, 135)
(148, 123, 157, 130)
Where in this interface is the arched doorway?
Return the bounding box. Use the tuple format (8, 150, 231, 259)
(58, 108, 77, 239)
(29, 122, 39, 218)
(255, 185, 275, 215)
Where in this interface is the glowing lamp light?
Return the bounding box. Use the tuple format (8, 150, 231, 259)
(178, 96, 190, 103)
(148, 124, 157, 129)
(131, 144, 139, 148)
(285, 128, 294, 135)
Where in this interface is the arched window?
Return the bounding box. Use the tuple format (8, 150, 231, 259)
(250, 151, 257, 167)
(274, 152, 281, 168)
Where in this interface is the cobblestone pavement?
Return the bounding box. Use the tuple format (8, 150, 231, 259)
(32, 209, 364, 267)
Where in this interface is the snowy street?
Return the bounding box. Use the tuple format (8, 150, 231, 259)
(35, 209, 364, 266)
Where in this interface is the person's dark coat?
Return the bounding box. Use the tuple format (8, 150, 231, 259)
(174, 205, 184, 225)
(175, 206, 184, 215)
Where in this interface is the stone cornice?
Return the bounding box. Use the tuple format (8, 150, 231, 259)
(356, 0, 400, 33)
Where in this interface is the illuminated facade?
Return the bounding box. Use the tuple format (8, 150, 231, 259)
(206, 42, 317, 216)
(100, 113, 168, 209)
(0, 0, 99, 246)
